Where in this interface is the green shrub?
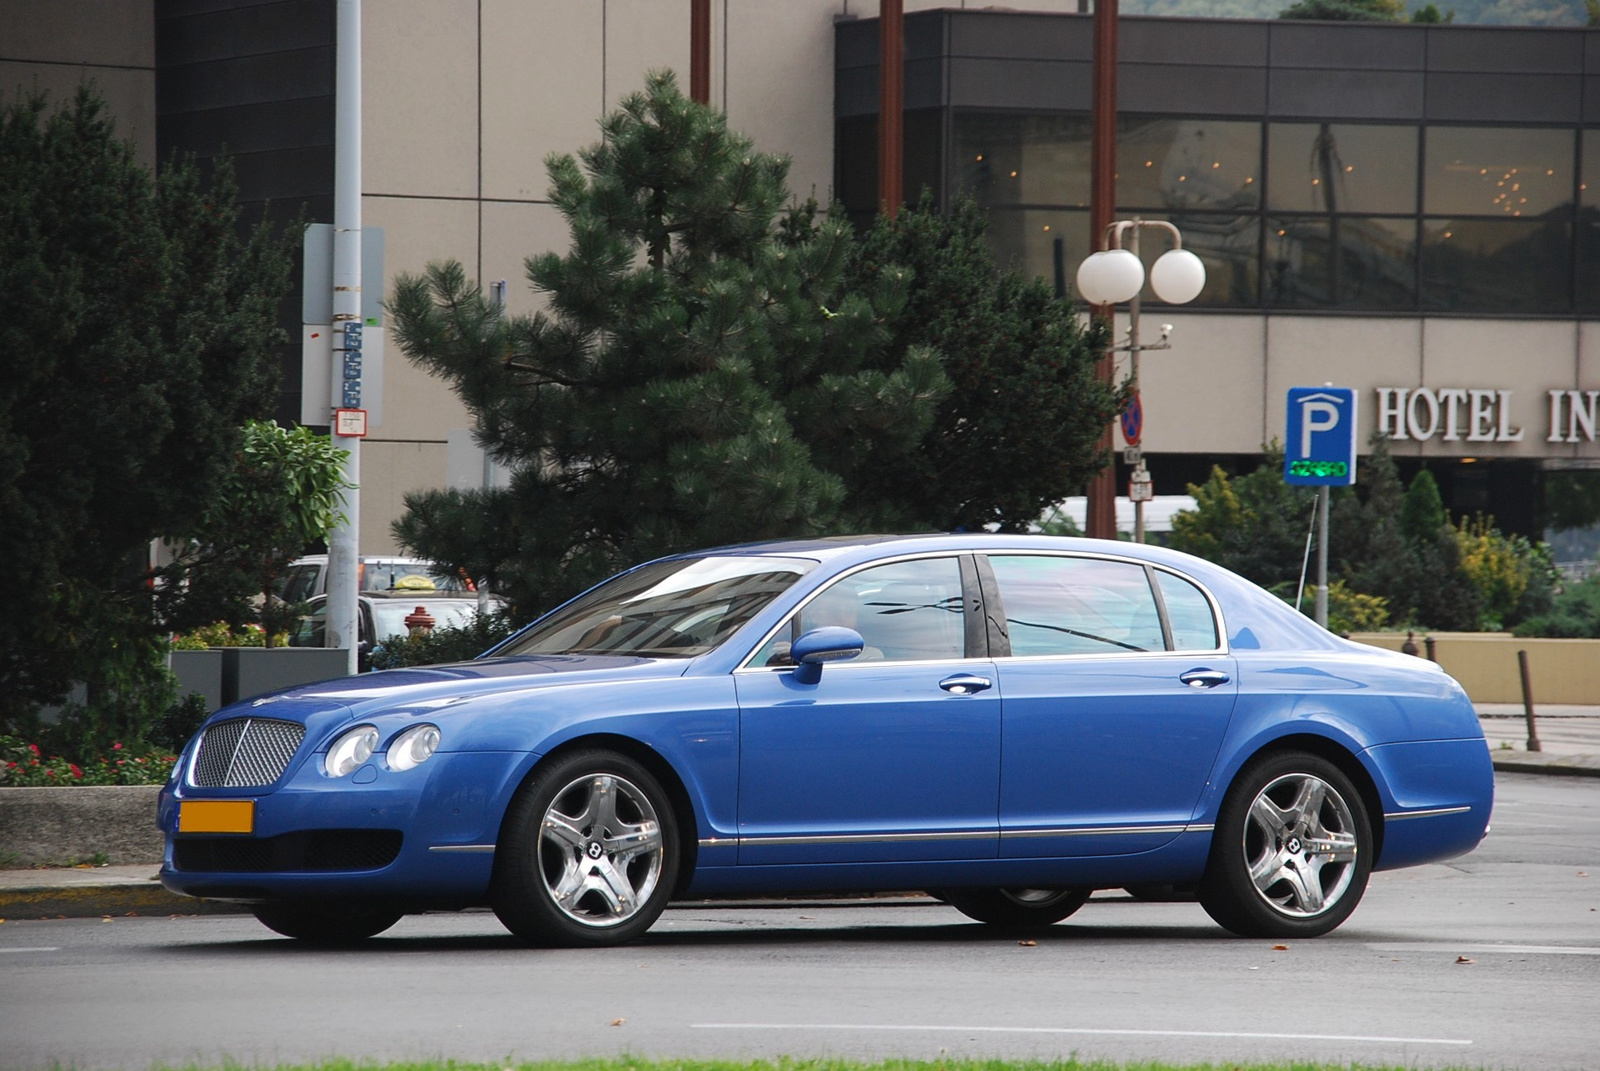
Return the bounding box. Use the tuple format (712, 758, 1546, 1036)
(0, 734, 177, 786)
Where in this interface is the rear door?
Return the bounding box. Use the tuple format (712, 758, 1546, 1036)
(984, 553, 1238, 857)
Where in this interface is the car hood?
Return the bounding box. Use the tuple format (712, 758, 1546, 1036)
(213, 654, 693, 725)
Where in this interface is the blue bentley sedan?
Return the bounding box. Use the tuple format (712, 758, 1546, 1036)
(158, 535, 1493, 945)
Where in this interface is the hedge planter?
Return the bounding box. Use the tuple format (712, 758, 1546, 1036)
(0, 785, 164, 867)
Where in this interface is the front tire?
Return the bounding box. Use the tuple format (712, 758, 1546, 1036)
(943, 887, 1091, 928)
(252, 902, 402, 944)
(492, 749, 679, 947)
(1199, 750, 1372, 938)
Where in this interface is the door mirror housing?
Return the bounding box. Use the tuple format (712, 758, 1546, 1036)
(790, 626, 865, 684)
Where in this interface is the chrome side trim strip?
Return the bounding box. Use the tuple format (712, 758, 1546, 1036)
(427, 844, 496, 853)
(699, 837, 736, 848)
(740, 830, 995, 848)
(1002, 824, 1191, 840)
(732, 823, 1214, 849)
(1383, 805, 1472, 822)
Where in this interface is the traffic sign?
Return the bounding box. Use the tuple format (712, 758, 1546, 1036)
(1120, 392, 1143, 446)
(1285, 387, 1358, 486)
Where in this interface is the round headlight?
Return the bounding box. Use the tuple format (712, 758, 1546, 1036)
(325, 725, 379, 778)
(387, 724, 440, 772)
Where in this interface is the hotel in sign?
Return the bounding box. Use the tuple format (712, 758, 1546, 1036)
(7, 1, 1598, 549)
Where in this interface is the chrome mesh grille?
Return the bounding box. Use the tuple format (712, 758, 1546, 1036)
(191, 718, 305, 788)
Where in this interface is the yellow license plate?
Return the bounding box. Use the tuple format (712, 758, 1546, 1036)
(179, 800, 255, 834)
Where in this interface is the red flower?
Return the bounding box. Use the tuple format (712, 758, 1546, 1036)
(112, 742, 123, 751)
(28, 743, 40, 756)
(69, 764, 83, 779)
(45, 769, 55, 777)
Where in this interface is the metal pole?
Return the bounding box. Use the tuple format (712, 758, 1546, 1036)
(690, 0, 711, 104)
(878, 0, 904, 219)
(1518, 649, 1542, 752)
(1129, 223, 1143, 544)
(1085, 0, 1119, 541)
(326, 0, 362, 676)
(1314, 485, 1329, 629)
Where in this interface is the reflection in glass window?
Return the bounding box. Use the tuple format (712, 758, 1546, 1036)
(1139, 213, 1259, 306)
(1585, 129, 1597, 210)
(953, 113, 1092, 208)
(989, 556, 1164, 656)
(1265, 216, 1417, 309)
(1421, 218, 1573, 312)
(1267, 123, 1418, 215)
(1424, 127, 1574, 218)
(1117, 119, 1261, 213)
(981, 208, 1090, 289)
(1155, 572, 1218, 651)
(756, 558, 966, 666)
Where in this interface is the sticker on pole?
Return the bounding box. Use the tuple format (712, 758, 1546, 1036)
(1284, 387, 1357, 486)
(334, 407, 368, 438)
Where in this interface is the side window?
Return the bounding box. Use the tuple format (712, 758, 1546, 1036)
(988, 555, 1164, 656)
(755, 557, 966, 665)
(1156, 570, 1220, 651)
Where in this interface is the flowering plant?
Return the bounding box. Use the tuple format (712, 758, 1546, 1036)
(0, 736, 177, 787)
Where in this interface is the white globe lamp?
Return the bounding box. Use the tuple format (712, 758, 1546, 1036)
(1077, 248, 1145, 305)
(1149, 248, 1207, 305)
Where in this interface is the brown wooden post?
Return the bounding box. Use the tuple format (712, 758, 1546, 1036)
(690, 0, 711, 104)
(878, 0, 904, 219)
(1085, 0, 1120, 540)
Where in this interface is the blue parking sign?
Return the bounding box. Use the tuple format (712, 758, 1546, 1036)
(1285, 387, 1358, 486)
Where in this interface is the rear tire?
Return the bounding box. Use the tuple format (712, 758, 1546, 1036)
(943, 887, 1091, 928)
(1199, 750, 1372, 938)
(492, 749, 679, 947)
(252, 902, 402, 944)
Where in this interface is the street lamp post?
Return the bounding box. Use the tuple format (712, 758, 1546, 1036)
(1076, 218, 1206, 542)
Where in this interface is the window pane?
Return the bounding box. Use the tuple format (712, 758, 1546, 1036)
(1268, 123, 1418, 215)
(1124, 213, 1258, 307)
(1265, 216, 1417, 309)
(980, 207, 1090, 291)
(1585, 129, 1598, 210)
(1421, 218, 1572, 312)
(757, 558, 967, 665)
(1424, 127, 1574, 218)
(989, 555, 1164, 656)
(1156, 572, 1218, 651)
(953, 112, 1092, 208)
(1117, 119, 1261, 212)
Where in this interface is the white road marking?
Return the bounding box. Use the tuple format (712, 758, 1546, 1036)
(1368, 942, 1600, 956)
(691, 1023, 1471, 1046)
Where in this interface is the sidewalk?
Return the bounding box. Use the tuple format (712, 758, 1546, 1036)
(2, 706, 1596, 922)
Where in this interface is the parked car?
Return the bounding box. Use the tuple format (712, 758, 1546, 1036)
(159, 534, 1493, 946)
(288, 592, 503, 671)
(277, 555, 473, 604)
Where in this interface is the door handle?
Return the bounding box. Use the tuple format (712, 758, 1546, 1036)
(1179, 668, 1230, 689)
(939, 673, 993, 695)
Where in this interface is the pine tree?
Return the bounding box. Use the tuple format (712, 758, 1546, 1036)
(0, 87, 291, 735)
(389, 71, 947, 615)
(841, 195, 1121, 531)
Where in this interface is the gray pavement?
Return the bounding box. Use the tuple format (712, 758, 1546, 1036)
(2, 705, 1596, 921)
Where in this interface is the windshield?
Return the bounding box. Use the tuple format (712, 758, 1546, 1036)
(498, 556, 816, 659)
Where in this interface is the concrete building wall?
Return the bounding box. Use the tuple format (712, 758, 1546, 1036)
(0, 0, 157, 168)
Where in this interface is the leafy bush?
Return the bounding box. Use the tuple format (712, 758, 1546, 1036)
(170, 621, 287, 649)
(1512, 574, 1600, 638)
(367, 611, 519, 671)
(0, 734, 177, 786)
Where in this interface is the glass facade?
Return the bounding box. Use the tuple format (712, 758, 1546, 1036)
(945, 111, 1590, 315)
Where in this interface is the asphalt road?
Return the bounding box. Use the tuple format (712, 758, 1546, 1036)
(1, 772, 1595, 1071)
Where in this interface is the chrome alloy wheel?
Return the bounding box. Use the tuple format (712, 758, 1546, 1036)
(1243, 771, 1360, 918)
(538, 772, 665, 928)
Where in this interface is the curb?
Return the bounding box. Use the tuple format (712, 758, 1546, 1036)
(0, 883, 249, 921)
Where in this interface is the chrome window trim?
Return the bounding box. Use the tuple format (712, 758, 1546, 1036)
(427, 844, 496, 853)
(1383, 805, 1472, 821)
(733, 550, 980, 673)
(981, 550, 1230, 658)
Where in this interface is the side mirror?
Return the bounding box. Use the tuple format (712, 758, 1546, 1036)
(790, 626, 864, 685)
